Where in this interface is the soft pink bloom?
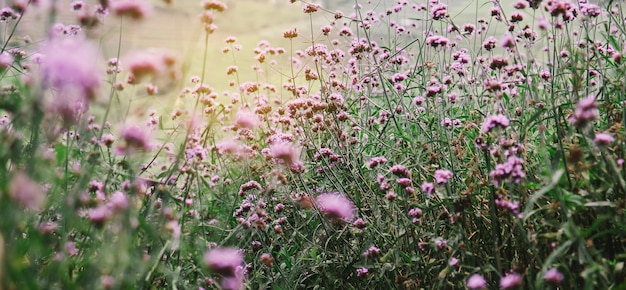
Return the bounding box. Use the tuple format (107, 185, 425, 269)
(123, 50, 178, 84)
(40, 36, 102, 101)
(500, 272, 522, 289)
(467, 273, 487, 289)
(594, 133, 614, 146)
(315, 192, 356, 223)
(65, 241, 79, 257)
(259, 253, 273, 266)
(204, 247, 243, 276)
(0, 51, 14, 69)
(9, 172, 45, 211)
(270, 141, 301, 167)
(544, 268, 564, 284)
(87, 205, 112, 227)
(109, 0, 152, 20)
(108, 191, 129, 211)
(569, 94, 598, 127)
(434, 169, 453, 184)
(356, 267, 369, 277)
(482, 114, 510, 132)
(421, 182, 435, 196)
(234, 109, 259, 129)
(116, 125, 153, 154)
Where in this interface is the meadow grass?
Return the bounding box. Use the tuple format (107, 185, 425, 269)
(0, 0, 625, 289)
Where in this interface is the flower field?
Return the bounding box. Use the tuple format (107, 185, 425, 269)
(0, 0, 625, 289)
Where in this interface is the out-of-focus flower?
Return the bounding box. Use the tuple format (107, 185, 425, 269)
(116, 124, 153, 154)
(315, 192, 356, 223)
(500, 272, 522, 289)
(594, 133, 614, 147)
(569, 94, 598, 127)
(204, 247, 243, 276)
(9, 172, 45, 211)
(109, 0, 152, 20)
(434, 169, 453, 184)
(544, 268, 564, 285)
(234, 109, 259, 129)
(482, 114, 510, 132)
(467, 273, 487, 289)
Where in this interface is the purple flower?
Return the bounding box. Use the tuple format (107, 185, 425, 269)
(594, 133, 614, 146)
(40, 37, 102, 101)
(544, 268, 564, 285)
(421, 182, 435, 196)
(490, 156, 525, 186)
(481, 114, 510, 132)
(356, 267, 369, 277)
(500, 272, 522, 289)
(434, 169, 453, 184)
(9, 172, 45, 211)
(116, 125, 153, 154)
(315, 192, 356, 223)
(363, 246, 381, 257)
(204, 247, 243, 277)
(569, 94, 598, 127)
(467, 273, 487, 290)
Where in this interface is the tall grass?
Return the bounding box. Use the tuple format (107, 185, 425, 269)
(0, 0, 625, 289)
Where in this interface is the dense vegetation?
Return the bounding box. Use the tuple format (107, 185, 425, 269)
(0, 0, 625, 289)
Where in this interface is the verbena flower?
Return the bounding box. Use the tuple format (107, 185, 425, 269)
(316, 192, 356, 223)
(204, 247, 243, 277)
(466, 274, 487, 290)
(481, 114, 510, 132)
(594, 133, 614, 146)
(569, 94, 598, 127)
(10, 172, 45, 211)
(544, 268, 564, 285)
(499, 272, 522, 289)
(109, 0, 153, 20)
(434, 169, 453, 184)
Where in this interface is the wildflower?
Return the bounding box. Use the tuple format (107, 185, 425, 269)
(108, 191, 129, 212)
(466, 274, 487, 290)
(365, 156, 387, 169)
(483, 36, 497, 51)
(356, 267, 369, 277)
(10, 172, 45, 211)
(117, 125, 153, 154)
(353, 218, 367, 229)
(390, 164, 411, 177)
(270, 141, 302, 168)
(544, 268, 564, 285)
(316, 192, 356, 223)
(259, 253, 273, 266)
(204, 247, 243, 276)
(431, 4, 447, 20)
(202, 0, 227, 12)
(124, 50, 179, 84)
(434, 169, 453, 184)
(569, 94, 598, 127)
(490, 156, 525, 185)
(481, 114, 510, 132)
(234, 109, 259, 129)
(500, 272, 522, 289)
(594, 133, 614, 146)
(87, 205, 112, 227)
(283, 28, 298, 39)
(40, 37, 102, 101)
(109, 0, 152, 20)
(408, 207, 422, 223)
(363, 245, 381, 257)
(421, 182, 435, 196)
(426, 35, 450, 48)
(449, 257, 459, 266)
